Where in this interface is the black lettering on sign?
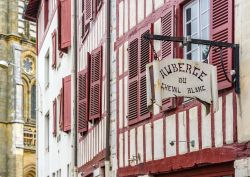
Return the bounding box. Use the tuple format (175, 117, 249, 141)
(179, 77, 187, 84)
(187, 86, 206, 94)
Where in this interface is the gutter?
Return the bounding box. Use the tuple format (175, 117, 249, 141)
(105, 0, 111, 163)
(72, 0, 78, 175)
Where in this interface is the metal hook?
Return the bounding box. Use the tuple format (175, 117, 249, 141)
(218, 47, 235, 83)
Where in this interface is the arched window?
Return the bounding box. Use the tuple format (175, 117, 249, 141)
(31, 84, 36, 120)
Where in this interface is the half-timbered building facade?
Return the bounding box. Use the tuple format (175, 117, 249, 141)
(115, 0, 249, 176)
(24, 0, 250, 176)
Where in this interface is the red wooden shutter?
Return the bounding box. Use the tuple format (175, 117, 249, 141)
(85, 0, 93, 24)
(63, 75, 71, 132)
(59, 88, 64, 130)
(78, 68, 89, 133)
(128, 36, 139, 122)
(81, 0, 90, 40)
(59, 0, 71, 51)
(57, 0, 62, 50)
(210, 0, 233, 90)
(53, 98, 57, 136)
(139, 28, 151, 120)
(89, 47, 102, 120)
(96, 0, 102, 12)
(52, 31, 57, 69)
(161, 6, 176, 111)
(44, 0, 49, 29)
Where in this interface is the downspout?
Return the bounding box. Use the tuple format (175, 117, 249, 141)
(72, 0, 78, 175)
(105, 0, 111, 164)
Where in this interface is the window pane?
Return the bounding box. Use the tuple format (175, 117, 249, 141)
(192, 49, 198, 61)
(202, 45, 209, 62)
(186, 8, 191, 22)
(201, 27, 209, 39)
(201, 0, 209, 13)
(187, 44, 191, 52)
(201, 11, 209, 28)
(191, 19, 198, 35)
(191, 3, 198, 19)
(31, 85, 36, 120)
(187, 53, 192, 60)
(187, 23, 191, 35)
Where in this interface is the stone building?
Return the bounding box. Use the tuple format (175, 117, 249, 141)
(0, 0, 36, 177)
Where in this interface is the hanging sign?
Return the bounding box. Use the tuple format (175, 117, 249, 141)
(147, 59, 219, 112)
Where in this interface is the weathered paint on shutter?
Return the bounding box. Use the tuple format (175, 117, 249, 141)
(89, 47, 102, 120)
(60, 0, 71, 50)
(85, 0, 93, 24)
(78, 68, 89, 133)
(139, 28, 151, 120)
(128, 35, 139, 121)
(63, 75, 71, 132)
(210, 0, 233, 90)
(52, 30, 57, 69)
(53, 98, 57, 136)
(161, 6, 176, 111)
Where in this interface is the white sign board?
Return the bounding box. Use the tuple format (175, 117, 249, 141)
(147, 59, 219, 112)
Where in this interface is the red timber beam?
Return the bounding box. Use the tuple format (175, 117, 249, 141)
(78, 149, 106, 177)
(117, 143, 250, 177)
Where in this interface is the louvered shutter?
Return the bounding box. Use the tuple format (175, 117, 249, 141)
(63, 75, 71, 132)
(139, 28, 151, 120)
(89, 47, 102, 120)
(53, 98, 57, 136)
(128, 34, 139, 121)
(44, 0, 49, 29)
(52, 31, 57, 69)
(59, 88, 63, 130)
(96, 0, 102, 11)
(57, 0, 62, 50)
(78, 68, 89, 133)
(161, 6, 176, 111)
(59, 0, 71, 51)
(210, 0, 233, 90)
(85, 0, 93, 24)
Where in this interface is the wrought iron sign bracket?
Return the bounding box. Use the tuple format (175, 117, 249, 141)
(144, 34, 240, 94)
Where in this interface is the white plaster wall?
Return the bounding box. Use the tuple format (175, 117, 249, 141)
(235, 0, 250, 143)
(36, 7, 73, 177)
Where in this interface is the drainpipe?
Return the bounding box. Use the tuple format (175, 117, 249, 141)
(105, 0, 111, 174)
(72, 0, 78, 175)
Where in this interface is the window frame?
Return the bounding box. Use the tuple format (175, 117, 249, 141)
(183, 0, 210, 62)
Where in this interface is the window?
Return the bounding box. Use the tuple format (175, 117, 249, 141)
(77, 46, 103, 134)
(183, 0, 234, 90)
(31, 84, 36, 120)
(81, 0, 102, 41)
(127, 28, 151, 124)
(45, 112, 49, 152)
(45, 51, 50, 88)
(184, 0, 210, 62)
(81, 0, 90, 40)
